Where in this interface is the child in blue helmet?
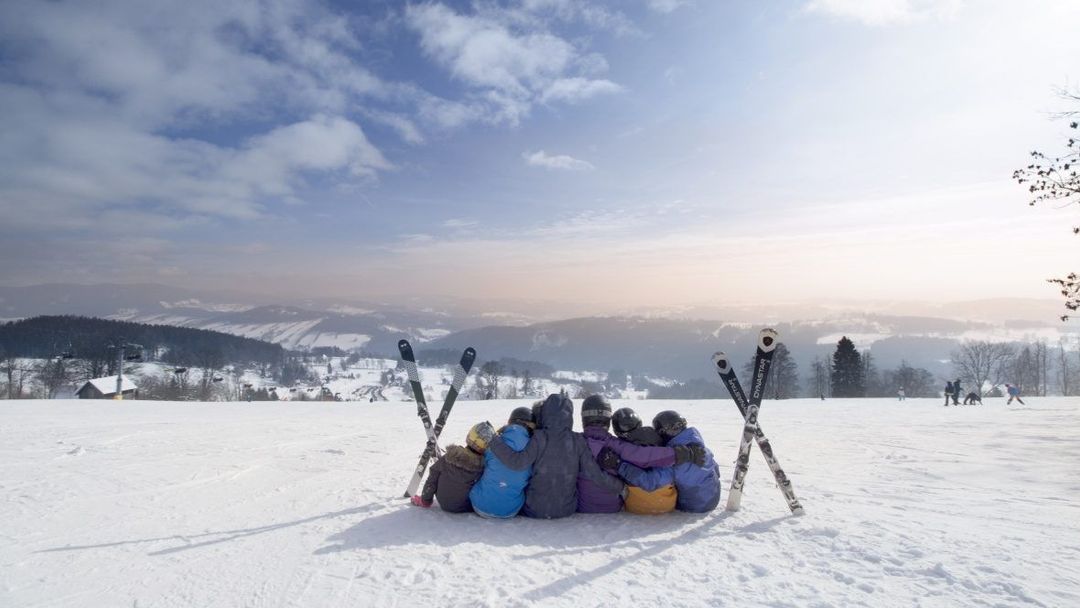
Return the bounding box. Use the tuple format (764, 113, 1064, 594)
(469, 406, 536, 518)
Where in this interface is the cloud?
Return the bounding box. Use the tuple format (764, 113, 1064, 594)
(348, 181, 1068, 307)
(646, 0, 691, 14)
(444, 219, 478, 228)
(0, 0, 409, 235)
(360, 109, 426, 145)
(523, 150, 596, 171)
(541, 77, 623, 103)
(405, 3, 621, 124)
(521, 0, 642, 36)
(225, 115, 391, 186)
(400, 233, 435, 243)
(805, 0, 964, 26)
(0, 0, 400, 126)
(0, 100, 387, 227)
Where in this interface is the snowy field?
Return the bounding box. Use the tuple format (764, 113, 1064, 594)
(2, 398, 1079, 607)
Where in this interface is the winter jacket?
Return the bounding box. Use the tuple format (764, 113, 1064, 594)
(945, 381, 954, 395)
(577, 426, 677, 513)
(619, 427, 720, 513)
(469, 424, 532, 518)
(488, 394, 625, 519)
(1007, 385, 1021, 396)
(420, 444, 484, 513)
(624, 484, 677, 515)
(619, 426, 677, 515)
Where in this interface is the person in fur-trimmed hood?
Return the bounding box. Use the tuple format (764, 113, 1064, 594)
(412, 422, 494, 513)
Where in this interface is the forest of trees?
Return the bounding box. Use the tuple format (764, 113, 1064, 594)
(0, 316, 283, 367)
(0, 316, 309, 400)
(805, 336, 1064, 399)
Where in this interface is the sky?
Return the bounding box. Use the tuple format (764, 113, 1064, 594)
(1, 0, 1079, 312)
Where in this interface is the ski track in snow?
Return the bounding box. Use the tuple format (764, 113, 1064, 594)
(1, 398, 1079, 607)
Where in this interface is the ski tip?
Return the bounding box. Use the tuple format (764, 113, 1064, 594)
(463, 347, 477, 361)
(398, 339, 411, 351)
(712, 352, 731, 373)
(758, 328, 779, 352)
(791, 507, 806, 517)
(403, 491, 412, 498)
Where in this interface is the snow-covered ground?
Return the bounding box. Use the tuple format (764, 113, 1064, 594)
(2, 397, 1078, 607)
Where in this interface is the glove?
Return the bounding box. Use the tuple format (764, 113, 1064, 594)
(598, 447, 622, 474)
(673, 444, 706, 467)
(410, 495, 432, 508)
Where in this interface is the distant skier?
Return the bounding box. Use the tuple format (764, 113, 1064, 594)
(411, 422, 494, 513)
(1004, 384, 1026, 405)
(897, 387, 906, 401)
(601, 410, 721, 513)
(944, 381, 954, 407)
(963, 392, 982, 405)
(607, 407, 677, 515)
(486, 394, 628, 519)
(952, 379, 962, 406)
(576, 395, 695, 514)
(468, 407, 535, 519)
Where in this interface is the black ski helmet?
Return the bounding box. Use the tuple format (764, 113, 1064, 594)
(629, 425, 664, 447)
(652, 410, 687, 441)
(581, 394, 612, 428)
(508, 406, 536, 430)
(611, 407, 642, 437)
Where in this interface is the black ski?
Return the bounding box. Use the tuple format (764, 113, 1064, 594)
(400, 341, 476, 497)
(724, 328, 782, 512)
(713, 349, 804, 515)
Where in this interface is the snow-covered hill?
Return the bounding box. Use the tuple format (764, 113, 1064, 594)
(4, 284, 1076, 382)
(2, 398, 1077, 607)
(118, 305, 457, 353)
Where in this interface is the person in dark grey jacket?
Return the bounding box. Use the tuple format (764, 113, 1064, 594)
(487, 394, 626, 519)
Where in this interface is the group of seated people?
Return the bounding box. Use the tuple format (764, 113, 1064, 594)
(409, 393, 721, 519)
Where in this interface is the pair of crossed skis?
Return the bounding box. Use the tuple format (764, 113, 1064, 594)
(398, 340, 477, 498)
(713, 328, 805, 515)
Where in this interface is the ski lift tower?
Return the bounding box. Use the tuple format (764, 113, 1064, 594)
(109, 340, 143, 400)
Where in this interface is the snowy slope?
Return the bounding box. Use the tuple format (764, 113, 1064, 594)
(2, 398, 1078, 607)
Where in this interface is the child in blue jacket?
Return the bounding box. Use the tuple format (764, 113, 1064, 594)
(469, 406, 535, 518)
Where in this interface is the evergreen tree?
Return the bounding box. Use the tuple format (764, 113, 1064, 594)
(830, 336, 865, 397)
(770, 343, 799, 399)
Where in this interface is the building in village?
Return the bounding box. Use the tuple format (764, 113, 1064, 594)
(75, 375, 139, 399)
